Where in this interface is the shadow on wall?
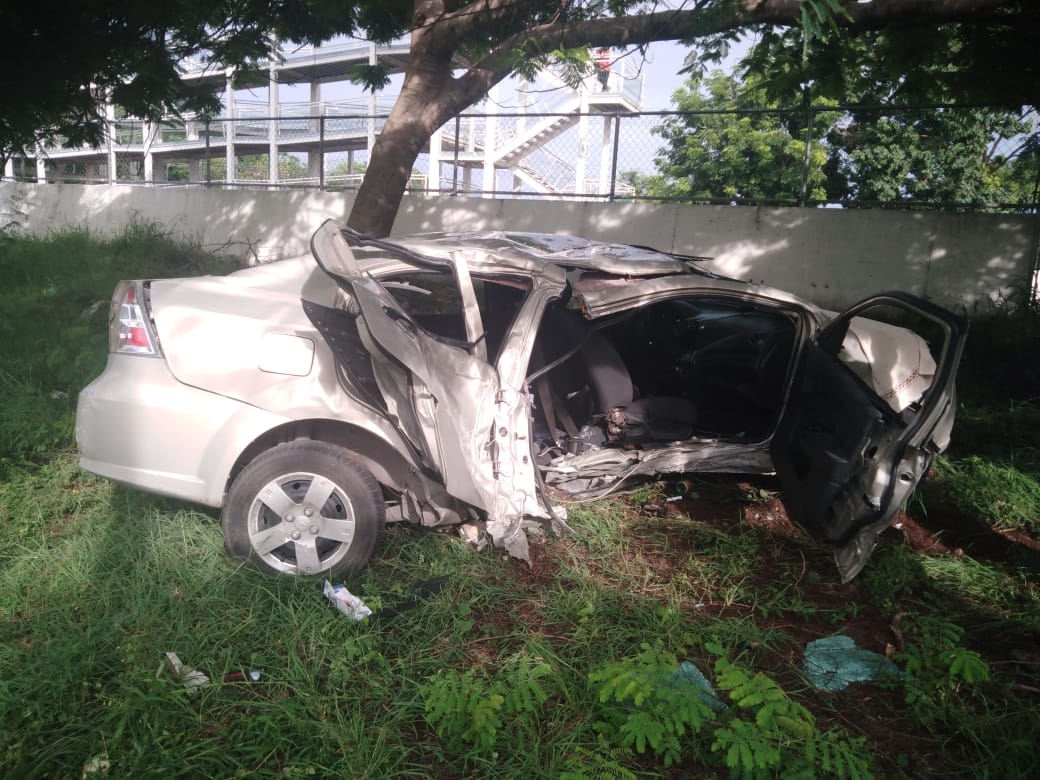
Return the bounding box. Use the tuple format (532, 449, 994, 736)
(1, 181, 1034, 314)
(396, 196, 1035, 315)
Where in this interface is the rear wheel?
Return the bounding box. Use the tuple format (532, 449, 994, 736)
(222, 441, 385, 578)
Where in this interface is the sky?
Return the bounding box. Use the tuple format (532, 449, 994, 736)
(639, 36, 752, 107)
(633, 42, 694, 108)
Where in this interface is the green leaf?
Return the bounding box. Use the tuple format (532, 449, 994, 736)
(619, 711, 667, 754)
(345, 63, 391, 93)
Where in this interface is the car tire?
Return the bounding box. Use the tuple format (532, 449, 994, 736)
(222, 441, 385, 578)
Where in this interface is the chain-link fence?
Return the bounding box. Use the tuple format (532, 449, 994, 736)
(12, 104, 1040, 213)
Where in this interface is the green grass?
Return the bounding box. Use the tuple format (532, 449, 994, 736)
(4, 453, 1036, 778)
(1, 227, 1040, 778)
(933, 455, 1040, 533)
(928, 302, 1040, 536)
(0, 221, 235, 466)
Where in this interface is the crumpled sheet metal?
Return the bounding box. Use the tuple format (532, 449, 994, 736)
(482, 388, 573, 561)
(485, 508, 573, 562)
(542, 440, 774, 495)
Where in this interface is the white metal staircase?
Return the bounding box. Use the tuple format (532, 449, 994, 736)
(434, 57, 643, 196)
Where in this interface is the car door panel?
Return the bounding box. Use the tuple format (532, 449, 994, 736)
(772, 343, 891, 540)
(306, 220, 499, 510)
(772, 291, 967, 582)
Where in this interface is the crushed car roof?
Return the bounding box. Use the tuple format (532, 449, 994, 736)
(347, 229, 717, 278)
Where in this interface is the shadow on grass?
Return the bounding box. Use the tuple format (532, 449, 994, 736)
(5, 460, 1040, 778)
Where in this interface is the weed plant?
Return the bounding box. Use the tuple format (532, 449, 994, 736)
(933, 456, 1040, 533)
(1, 229, 1039, 777)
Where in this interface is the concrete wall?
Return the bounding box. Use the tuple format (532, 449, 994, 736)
(3, 181, 1035, 314)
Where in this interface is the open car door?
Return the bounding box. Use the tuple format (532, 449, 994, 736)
(306, 219, 500, 511)
(771, 291, 967, 582)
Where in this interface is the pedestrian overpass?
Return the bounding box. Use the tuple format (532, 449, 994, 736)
(11, 40, 644, 197)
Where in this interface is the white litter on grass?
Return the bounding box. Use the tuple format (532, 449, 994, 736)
(323, 580, 372, 620)
(164, 651, 210, 693)
(82, 753, 111, 779)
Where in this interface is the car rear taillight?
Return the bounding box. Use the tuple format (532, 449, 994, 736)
(109, 281, 160, 355)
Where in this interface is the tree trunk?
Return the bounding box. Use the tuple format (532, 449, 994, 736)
(346, 94, 439, 237)
(348, 12, 465, 237)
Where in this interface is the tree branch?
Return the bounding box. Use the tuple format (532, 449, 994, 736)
(422, 0, 547, 49)
(449, 0, 1011, 110)
(510, 0, 1011, 55)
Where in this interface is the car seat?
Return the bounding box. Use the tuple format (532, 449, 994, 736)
(535, 307, 698, 443)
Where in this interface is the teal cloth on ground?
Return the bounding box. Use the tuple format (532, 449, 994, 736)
(804, 634, 905, 692)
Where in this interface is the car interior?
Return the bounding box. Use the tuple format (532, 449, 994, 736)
(527, 295, 801, 458)
(374, 266, 802, 458)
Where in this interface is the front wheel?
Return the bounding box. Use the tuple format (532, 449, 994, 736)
(222, 441, 385, 578)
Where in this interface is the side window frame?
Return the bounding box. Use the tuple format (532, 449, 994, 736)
(378, 267, 532, 365)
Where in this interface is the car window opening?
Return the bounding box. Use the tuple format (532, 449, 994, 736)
(527, 296, 799, 462)
(381, 270, 531, 364)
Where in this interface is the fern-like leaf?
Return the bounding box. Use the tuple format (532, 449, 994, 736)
(942, 647, 990, 685)
(815, 731, 874, 780)
(559, 743, 638, 780)
(712, 719, 782, 777)
(619, 711, 668, 754)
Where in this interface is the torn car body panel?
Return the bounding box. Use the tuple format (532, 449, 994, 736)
(307, 221, 565, 554)
(542, 439, 774, 496)
(309, 221, 503, 510)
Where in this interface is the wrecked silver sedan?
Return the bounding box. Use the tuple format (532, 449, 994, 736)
(76, 220, 966, 582)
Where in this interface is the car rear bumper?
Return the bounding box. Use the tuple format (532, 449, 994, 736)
(76, 354, 290, 506)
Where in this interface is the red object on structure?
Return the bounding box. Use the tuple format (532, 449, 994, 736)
(593, 47, 611, 90)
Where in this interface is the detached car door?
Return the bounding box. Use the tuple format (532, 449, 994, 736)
(306, 220, 500, 510)
(770, 291, 967, 582)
